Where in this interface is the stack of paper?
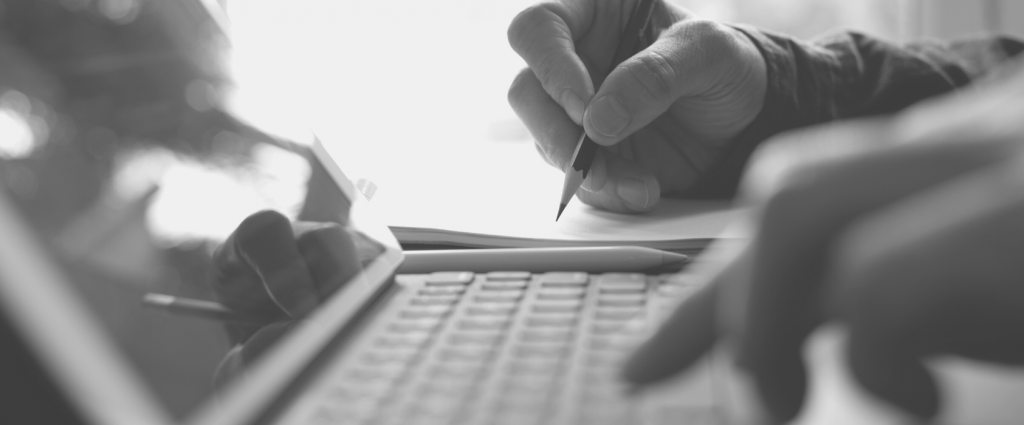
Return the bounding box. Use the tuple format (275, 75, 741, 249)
(321, 134, 738, 251)
(390, 198, 736, 250)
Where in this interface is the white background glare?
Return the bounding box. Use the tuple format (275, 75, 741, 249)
(221, 0, 900, 227)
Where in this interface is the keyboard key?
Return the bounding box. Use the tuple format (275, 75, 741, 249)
(539, 272, 588, 286)
(596, 273, 645, 284)
(494, 390, 554, 408)
(448, 332, 504, 346)
(501, 374, 561, 392)
(425, 272, 475, 286)
(466, 303, 518, 316)
(598, 282, 646, 293)
(410, 294, 460, 305)
(428, 364, 486, 380)
(456, 318, 511, 331)
(343, 365, 406, 382)
(596, 293, 646, 306)
(322, 382, 391, 401)
(537, 287, 585, 299)
(486, 271, 532, 281)
(588, 337, 637, 351)
(594, 307, 643, 320)
(419, 285, 467, 295)
(519, 329, 575, 343)
(591, 322, 627, 335)
(481, 280, 529, 290)
(389, 319, 442, 333)
(525, 315, 578, 328)
(506, 359, 563, 375)
(596, 273, 647, 293)
(418, 379, 478, 396)
(437, 347, 494, 362)
(400, 305, 454, 318)
(376, 334, 431, 348)
(363, 349, 419, 365)
(513, 344, 571, 359)
(531, 300, 583, 313)
(474, 290, 524, 303)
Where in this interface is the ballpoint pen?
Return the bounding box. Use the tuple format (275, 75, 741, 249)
(557, 0, 657, 221)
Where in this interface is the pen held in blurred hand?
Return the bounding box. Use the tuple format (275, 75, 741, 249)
(142, 293, 266, 325)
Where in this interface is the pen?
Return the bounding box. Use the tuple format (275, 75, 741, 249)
(141, 293, 265, 324)
(398, 246, 688, 274)
(557, 0, 657, 221)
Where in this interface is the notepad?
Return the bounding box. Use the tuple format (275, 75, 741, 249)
(322, 134, 739, 251)
(389, 198, 736, 251)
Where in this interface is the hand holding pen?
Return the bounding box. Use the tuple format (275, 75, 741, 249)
(507, 0, 767, 215)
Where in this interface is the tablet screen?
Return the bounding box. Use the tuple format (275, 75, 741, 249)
(0, 9, 393, 415)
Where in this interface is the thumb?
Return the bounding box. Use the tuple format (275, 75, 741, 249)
(583, 20, 742, 145)
(576, 148, 660, 213)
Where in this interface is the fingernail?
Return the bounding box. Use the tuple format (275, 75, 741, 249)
(617, 178, 649, 209)
(589, 95, 630, 137)
(561, 89, 585, 125)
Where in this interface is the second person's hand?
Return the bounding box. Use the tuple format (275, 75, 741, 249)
(507, 0, 766, 213)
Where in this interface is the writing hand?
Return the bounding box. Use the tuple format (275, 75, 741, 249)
(508, 0, 766, 213)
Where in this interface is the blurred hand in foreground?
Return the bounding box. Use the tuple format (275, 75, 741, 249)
(622, 61, 1024, 422)
(507, 0, 766, 213)
(209, 210, 368, 382)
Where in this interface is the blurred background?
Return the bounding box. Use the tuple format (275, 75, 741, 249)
(221, 0, 1024, 207)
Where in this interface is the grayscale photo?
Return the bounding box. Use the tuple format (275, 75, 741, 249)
(0, 1, 1023, 424)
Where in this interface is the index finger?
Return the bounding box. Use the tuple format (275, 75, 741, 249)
(621, 236, 750, 385)
(233, 210, 320, 318)
(508, 1, 597, 124)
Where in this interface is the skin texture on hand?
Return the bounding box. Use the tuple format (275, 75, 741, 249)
(621, 59, 1024, 422)
(507, 0, 766, 214)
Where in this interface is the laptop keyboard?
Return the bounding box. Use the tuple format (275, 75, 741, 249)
(292, 271, 717, 425)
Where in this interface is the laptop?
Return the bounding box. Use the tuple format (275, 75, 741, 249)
(0, 116, 742, 425)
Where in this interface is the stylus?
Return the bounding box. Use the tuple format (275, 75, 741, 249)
(398, 246, 689, 274)
(141, 293, 265, 324)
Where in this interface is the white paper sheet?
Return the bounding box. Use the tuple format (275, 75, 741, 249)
(321, 134, 738, 250)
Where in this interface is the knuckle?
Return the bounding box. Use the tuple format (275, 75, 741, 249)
(508, 3, 550, 52)
(675, 20, 738, 68)
(624, 50, 677, 105)
(679, 19, 731, 49)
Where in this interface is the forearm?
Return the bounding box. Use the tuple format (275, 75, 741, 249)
(686, 28, 1024, 198)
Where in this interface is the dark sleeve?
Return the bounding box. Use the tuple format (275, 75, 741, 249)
(684, 28, 1024, 199)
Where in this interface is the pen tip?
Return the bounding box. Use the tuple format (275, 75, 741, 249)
(556, 203, 567, 221)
